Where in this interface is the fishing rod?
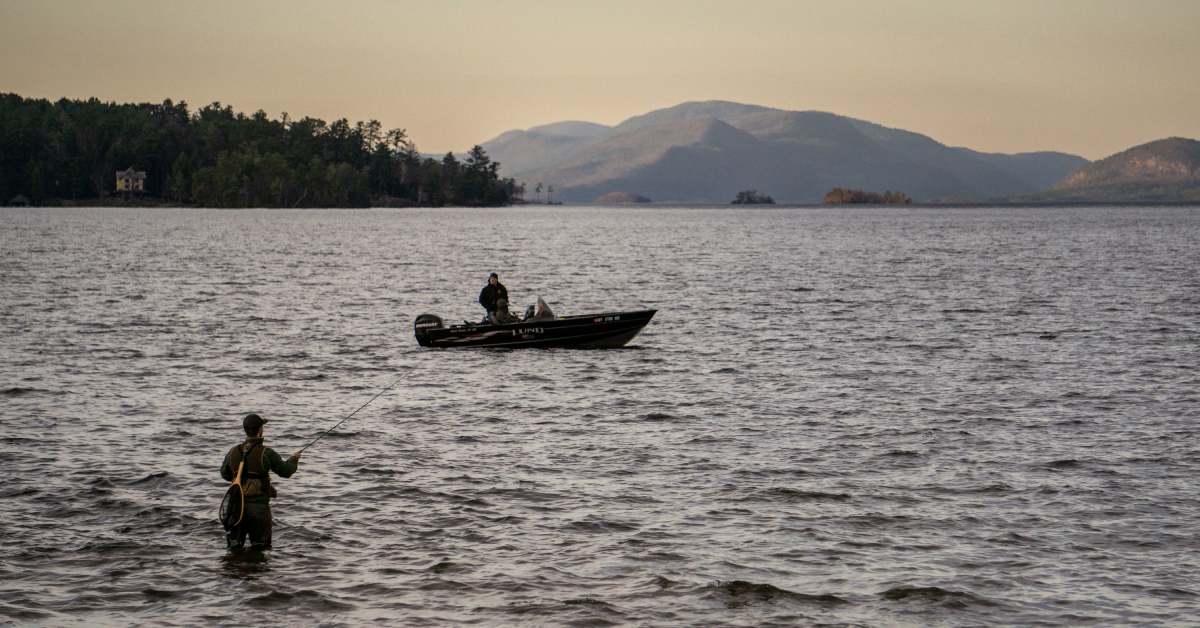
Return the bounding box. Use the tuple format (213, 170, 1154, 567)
(220, 376, 403, 534)
(297, 375, 404, 454)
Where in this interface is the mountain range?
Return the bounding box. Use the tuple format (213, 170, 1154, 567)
(479, 101, 1090, 203)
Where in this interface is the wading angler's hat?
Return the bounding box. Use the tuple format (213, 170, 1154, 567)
(242, 413, 267, 431)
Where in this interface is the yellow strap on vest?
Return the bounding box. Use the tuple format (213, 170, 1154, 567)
(231, 460, 246, 527)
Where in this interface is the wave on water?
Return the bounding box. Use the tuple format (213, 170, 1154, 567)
(0, 602, 52, 620)
(2, 386, 58, 397)
(567, 516, 640, 533)
(0, 487, 40, 499)
(245, 589, 355, 611)
(124, 471, 172, 486)
(741, 487, 852, 502)
(880, 585, 998, 609)
(641, 412, 684, 422)
(707, 580, 848, 608)
(141, 588, 181, 600)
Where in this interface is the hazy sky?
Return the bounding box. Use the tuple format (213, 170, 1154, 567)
(2, 0, 1197, 159)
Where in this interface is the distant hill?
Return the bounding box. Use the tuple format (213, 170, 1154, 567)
(1029, 137, 1200, 202)
(613, 101, 777, 133)
(480, 120, 611, 179)
(480, 100, 1088, 203)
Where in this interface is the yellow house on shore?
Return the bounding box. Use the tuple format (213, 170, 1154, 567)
(116, 167, 146, 193)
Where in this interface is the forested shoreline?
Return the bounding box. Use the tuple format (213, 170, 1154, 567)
(0, 93, 521, 207)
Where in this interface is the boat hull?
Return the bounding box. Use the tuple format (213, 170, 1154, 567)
(414, 309, 656, 349)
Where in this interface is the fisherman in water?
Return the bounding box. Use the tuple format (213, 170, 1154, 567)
(220, 413, 301, 551)
(478, 272, 509, 323)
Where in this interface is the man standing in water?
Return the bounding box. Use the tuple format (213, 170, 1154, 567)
(220, 413, 301, 550)
(478, 272, 508, 323)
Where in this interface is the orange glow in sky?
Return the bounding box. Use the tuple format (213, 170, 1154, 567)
(2, 0, 1197, 159)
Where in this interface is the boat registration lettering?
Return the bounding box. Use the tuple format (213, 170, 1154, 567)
(594, 315, 621, 323)
(514, 327, 544, 336)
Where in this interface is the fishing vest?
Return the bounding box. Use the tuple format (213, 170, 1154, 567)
(227, 441, 272, 499)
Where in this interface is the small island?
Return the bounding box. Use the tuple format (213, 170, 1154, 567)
(731, 190, 774, 204)
(823, 188, 912, 204)
(594, 191, 652, 204)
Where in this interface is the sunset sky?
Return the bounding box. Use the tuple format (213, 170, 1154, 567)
(2, 0, 1196, 159)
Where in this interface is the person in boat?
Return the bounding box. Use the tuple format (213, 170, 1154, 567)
(220, 413, 301, 551)
(492, 297, 520, 324)
(478, 272, 508, 323)
(524, 296, 555, 321)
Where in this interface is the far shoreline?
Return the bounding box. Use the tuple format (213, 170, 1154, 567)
(8, 200, 1199, 211)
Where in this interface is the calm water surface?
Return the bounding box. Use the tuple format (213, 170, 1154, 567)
(1, 206, 1198, 626)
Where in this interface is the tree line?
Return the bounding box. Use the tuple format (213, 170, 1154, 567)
(730, 189, 775, 204)
(0, 93, 520, 207)
(822, 188, 912, 204)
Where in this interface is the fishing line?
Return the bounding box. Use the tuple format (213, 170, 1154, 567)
(298, 375, 404, 453)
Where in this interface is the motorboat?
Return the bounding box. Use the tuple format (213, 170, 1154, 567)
(413, 309, 656, 349)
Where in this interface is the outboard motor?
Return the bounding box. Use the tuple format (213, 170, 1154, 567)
(413, 314, 444, 347)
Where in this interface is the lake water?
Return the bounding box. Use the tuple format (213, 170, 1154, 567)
(1, 206, 1198, 626)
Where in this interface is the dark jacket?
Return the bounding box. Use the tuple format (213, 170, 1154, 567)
(220, 438, 298, 504)
(479, 282, 508, 311)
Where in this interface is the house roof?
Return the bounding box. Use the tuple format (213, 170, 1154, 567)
(116, 168, 147, 179)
